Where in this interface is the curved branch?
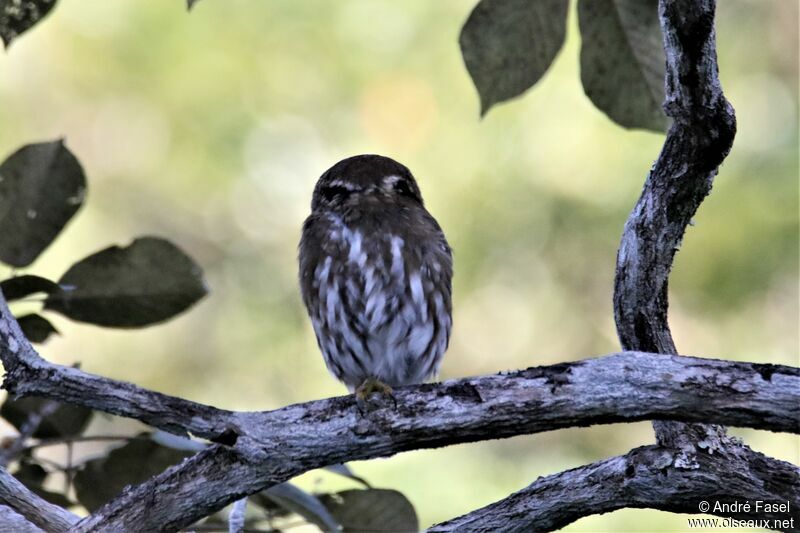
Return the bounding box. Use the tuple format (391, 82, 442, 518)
(429, 445, 800, 532)
(69, 355, 797, 530)
(612, 0, 737, 449)
(614, 0, 736, 352)
(0, 286, 796, 529)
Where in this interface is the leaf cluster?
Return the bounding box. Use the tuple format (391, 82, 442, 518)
(460, 0, 668, 130)
(0, 141, 208, 343)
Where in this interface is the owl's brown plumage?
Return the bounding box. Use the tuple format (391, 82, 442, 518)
(299, 155, 453, 392)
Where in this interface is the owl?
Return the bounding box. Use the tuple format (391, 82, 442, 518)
(299, 155, 452, 400)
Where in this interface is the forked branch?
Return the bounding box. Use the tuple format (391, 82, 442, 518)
(0, 291, 797, 529)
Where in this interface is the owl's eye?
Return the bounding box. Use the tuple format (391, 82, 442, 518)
(320, 185, 353, 202)
(392, 179, 417, 200)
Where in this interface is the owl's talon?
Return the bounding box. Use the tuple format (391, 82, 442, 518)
(355, 395, 371, 417)
(355, 378, 396, 414)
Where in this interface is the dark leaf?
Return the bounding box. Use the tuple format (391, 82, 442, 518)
(12, 462, 74, 507)
(1, 396, 92, 439)
(74, 436, 191, 512)
(0, 140, 86, 267)
(578, 0, 668, 131)
(459, 0, 568, 116)
(187, 0, 198, 10)
(324, 464, 370, 488)
(16, 313, 59, 343)
(13, 461, 47, 485)
(253, 483, 341, 532)
(0, 0, 58, 48)
(44, 236, 208, 328)
(0, 274, 60, 301)
(319, 489, 418, 533)
(250, 492, 292, 518)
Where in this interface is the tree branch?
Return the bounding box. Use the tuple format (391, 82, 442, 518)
(0, 283, 796, 529)
(0, 505, 45, 533)
(0, 467, 79, 532)
(613, 0, 736, 450)
(0, 2, 792, 530)
(429, 445, 800, 532)
(0, 303, 238, 444)
(67, 357, 800, 530)
(0, 398, 60, 467)
(434, 1, 790, 530)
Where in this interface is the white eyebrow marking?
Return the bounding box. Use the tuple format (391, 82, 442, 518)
(382, 175, 402, 186)
(327, 179, 358, 190)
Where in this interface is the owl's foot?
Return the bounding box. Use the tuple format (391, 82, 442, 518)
(355, 378, 396, 414)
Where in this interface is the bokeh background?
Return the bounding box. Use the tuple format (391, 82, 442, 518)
(0, 0, 797, 530)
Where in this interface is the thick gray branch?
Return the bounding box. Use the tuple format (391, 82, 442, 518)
(0, 505, 45, 533)
(0, 467, 79, 532)
(69, 354, 798, 531)
(613, 0, 736, 450)
(614, 1, 735, 351)
(0, 289, 797, 529)
(429, 445, 800, 532)
(0, 1, 785, 531)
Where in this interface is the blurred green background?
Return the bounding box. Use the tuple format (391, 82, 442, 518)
(0, 0, 797, 530)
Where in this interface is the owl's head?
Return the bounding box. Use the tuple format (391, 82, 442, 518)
(311, 155, 423, 211)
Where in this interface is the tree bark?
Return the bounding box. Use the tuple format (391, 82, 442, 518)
(0, 290, 797, 530)
(429, 445, 800, 532)
(613, 0, 736, 452)
(0, 467, 79, 531)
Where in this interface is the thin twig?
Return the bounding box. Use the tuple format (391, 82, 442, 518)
(22, 434, 140, 454)
(0, 400, 60, 467)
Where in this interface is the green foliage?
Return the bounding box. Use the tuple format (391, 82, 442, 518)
(1, 395, 92, 439)
(0, 133, 216, 522)
(459, 0, 568, 116)
(0, 0, 58, 47)
(578, 0, 668, 131)
(0, 274, 60, 301)
(459, 0, 668, 130)
(319, 488, 419, 532)
(0, 141, 208, 341)
(253, 484, 419, 532)
(44, 237, 208, 328)
(0, 140, 85, 267)
(15, 313, 59, 343)
(254, 483, 342, 532)
(324, 463, 370, 488)
(3, 422, 416, 531)
(73, 436, 192, 512)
